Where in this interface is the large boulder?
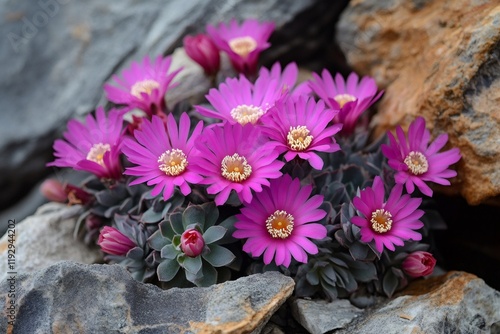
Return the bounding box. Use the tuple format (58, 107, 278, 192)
(0, 261, 294, 334)
(337, 0, 500, 205)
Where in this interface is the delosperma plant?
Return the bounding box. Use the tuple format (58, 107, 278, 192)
(44, 18, 460, 300)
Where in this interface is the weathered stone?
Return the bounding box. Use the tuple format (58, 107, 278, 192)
(335, 271, 500, 334)
(0, 261, 295, 334)
(291, 298, 363, 334)
(337, 0, 500, 205)
(1, 0, 328, 212)
(0, 202, 101, 283)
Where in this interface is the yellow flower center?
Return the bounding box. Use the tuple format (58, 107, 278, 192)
(334, 93, 357, 108)
(404, 151, 429, 175)
(86, 143, 111, 167)
(221, 153, 252, 182)
(230, 104, 265, 125)
(266, 210, 294, 239)
(228, 36, 257, 58)
(158, 149, 188, 176)
(370, 209, 393, 233)
(130, 79, 160, 99)
(287, 125, 313, 151)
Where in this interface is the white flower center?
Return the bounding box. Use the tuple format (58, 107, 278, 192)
(158, 149, 188, 176)
(334, 93, 357, 108)
(130, 79, 160, 99)
(230, 104, 265, 125)
(228, 36, 257, 58)
(404, 151, 429, 175)
(221, 153, 252, 182)
(266, 210, 294, 239)
(287, 125, 313, 151)
(86, 143, 111, 167)
(370, 209, 393, 233)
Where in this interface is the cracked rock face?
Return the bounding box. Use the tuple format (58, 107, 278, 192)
(0, 261, 295, 334)
(335, 271, 500, 334)
(337, 0, 500, 205)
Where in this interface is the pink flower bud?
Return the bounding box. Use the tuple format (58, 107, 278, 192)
(98, 226, 136, 256)
(180, 229, 205, 257)
(183, 34, 221, 76)
(402, 251, 437, 278)
(40, 179, 67, 203)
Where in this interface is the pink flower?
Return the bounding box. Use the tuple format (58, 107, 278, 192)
(122, 113, 204, 200)
(104, 55, 181, 115)
(309, 70, 383, 135)
(381, 117, 461, 197)
(258, 62, 311, 96)
(352, 176, 424, 253)
(207, 18, 275, 75)
(191, 123, 284, 205)
(262, 96, 342, 170)
(40, 179, 67, 203)
(180, 229, 206, 257)
(183, 33, 221, 76)
(98, 226, 136, 256)
(402, 251, 436, 278)
(233, 174, 327, 267)
(195, 73, 284, 125)
(47, 107, 124, 180)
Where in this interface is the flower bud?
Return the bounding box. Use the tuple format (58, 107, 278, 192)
(402, 251, 436, 278)
(183, 34, 220, 76)
(97, 226, 136, 256)
(40, 179, 67, 203)
(180, 228, 205, 257)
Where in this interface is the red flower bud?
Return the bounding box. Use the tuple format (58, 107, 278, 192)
(183, 34, 221, 76)
(40, 179, 67, 203)
(98, 226, 136, 256)
(180, 229, 205, 257)
(402, 251, 436, 278)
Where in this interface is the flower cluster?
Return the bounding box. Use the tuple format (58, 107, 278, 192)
(45, 18, 460, 300)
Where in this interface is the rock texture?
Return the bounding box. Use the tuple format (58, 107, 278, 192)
(291, 298, 363, 334)
(0, 261, 295, 334)
(1, 0, 337, 212)
(337, 0, 500, 205)
(335, 271, 500, 333)
(0, 202, 101, 283)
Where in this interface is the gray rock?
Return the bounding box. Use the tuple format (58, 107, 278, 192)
(0, 261, 295, 334)
(0, 202, 101, 283)
(0, 0, 322, 212)
(291, 298, 363, 334)
(335, 271, 500, 334)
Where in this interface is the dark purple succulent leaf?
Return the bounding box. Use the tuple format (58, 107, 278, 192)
(157, 259, 180, 282)
(193, 260, 218, 287)
(348, 241, 370, 260)
(203, 244, 235, 267)
(148, 230, 172, 251)
(127, 246, 144, 260)
(141, 206, 164, 224)
(201, 202, 219, 229)
(182, 205, 206, 230)
(382, 268, 399, 298)
(306, 270, 320, 285)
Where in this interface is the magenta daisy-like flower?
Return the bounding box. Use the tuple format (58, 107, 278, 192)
(190, 123, 284, 205)
(47, 107, 124, 179)
(258, 62, 311, 96)
(381, 117, 461, 197)
(352, 176, 424, 253)
(309, 70, 383, 136)
(233, 174, 327, 267)
(122, 113, 204, 200)
(207, 18, 275, 75)
(195, 73, 283, 126)
(262, 96, 342, 170)
(104, 55, 181, 115)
